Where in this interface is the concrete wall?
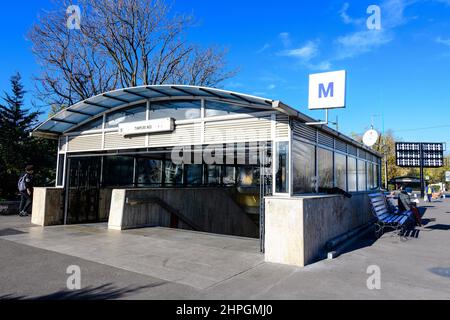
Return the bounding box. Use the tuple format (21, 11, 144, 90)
(108, 187, 259, 238)
(31, 188, 65, 226)
(98, 188, 113, 221)
(265, 193, 371, 267)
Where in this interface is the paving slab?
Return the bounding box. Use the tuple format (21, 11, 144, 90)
(1, 197, 450, 299)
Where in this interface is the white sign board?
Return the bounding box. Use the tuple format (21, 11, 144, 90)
(119, 118, 174, 137)
(446, 171, 450, 182)
(308, 70, 346, 110)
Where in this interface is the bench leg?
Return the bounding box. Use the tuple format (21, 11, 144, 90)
(375, 222, 383, 239)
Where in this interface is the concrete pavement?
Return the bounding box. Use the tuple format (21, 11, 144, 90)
(1, 197, 450, 299)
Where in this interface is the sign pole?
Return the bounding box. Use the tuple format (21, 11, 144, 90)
(420, 143, 425, 198)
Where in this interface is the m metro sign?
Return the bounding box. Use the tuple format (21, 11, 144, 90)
(308, 70, 346, 110)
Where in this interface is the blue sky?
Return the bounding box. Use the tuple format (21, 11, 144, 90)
(1, 0, 450, 148)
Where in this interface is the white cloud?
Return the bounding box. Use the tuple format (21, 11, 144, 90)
(332, 0, 415, 60)
(382, 0, 416, 28)
(279, 40, 319, 61)
(340, 2, 365, 26)
(436, 37, 450, 46)
(267, 84, 276, 90)
(335, 30, 393, 59)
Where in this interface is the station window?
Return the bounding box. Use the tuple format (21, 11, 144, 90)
(102, 156, 134, 187)
(185, 164, 203, 186)
(106, 104, 146, 128)
(238, 166, 260, 187)
(223, 166, 236, 186)
(318, 148, 334, 189)
(150, 100, 201, 120)
(136, 159, 162, 186)
(207, 165, 222, 185)
(164, 162, 183, 186)
(374, 164, 380, 188)
(205, 101, 259, 117)
(275, 141, 289, 193)
(367, 162, 375, 190)
(56, 154, 65, 186)
(335, 153, 347, 191)
(293, 141, 316, 194)
(357, 160, 367, 191)
(348, 157, 357, 192)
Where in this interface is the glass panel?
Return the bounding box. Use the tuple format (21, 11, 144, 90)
(74, 117, 103, 132)
(164, 161, 183, 186)
(102, 156, 134, 187)
(136, 159, 162, 186)
(348, 157, 357, 192)
(335, 153, 347, 191)
(106, 104, 146, 128)
(374, 164, 379, 188)
(205, 100, 259, 117)
(207, 165, 221, 185)
(185, 164, 203, 186)
(150, 100, 201, 120)
(238, 166, 260, 187)
(223, 166, 236, 185)
(57, 154, 65, 186)
(67, 157, 102, 224)
(367, 162, 374, 189)
(357, 159, 367, 191)
(275, 141, 289, 193)
(293, 141, 316, 194)
(318, 148, 334, 189)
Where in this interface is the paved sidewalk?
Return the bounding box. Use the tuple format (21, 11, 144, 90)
(1, 198, 450, 299)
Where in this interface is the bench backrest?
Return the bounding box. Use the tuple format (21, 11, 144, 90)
(368, 193, 390, 220)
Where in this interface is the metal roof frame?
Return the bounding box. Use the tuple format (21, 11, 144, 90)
(31, 84, 382, 158)
(32, 85, 279, 136)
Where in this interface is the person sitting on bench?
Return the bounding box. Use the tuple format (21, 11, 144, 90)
(397, 186, 422, 227)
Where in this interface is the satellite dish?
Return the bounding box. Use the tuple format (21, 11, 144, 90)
(363, 129, 379, 147)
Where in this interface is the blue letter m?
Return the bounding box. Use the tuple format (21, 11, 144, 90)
(319, 82, 334, 98)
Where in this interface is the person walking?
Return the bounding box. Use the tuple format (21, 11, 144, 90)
(18, 165, 34, 217)
(426, 185, 433, 203)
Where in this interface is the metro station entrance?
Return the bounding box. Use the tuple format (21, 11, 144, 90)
(63, 144, 273, 244)
(65, 157, 102, 224)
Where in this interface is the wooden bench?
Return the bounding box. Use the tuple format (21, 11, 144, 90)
(368, 193, 414, 238)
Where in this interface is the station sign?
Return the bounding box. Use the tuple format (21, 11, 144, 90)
(119, 118, 175, 137)
(308, 70, 346, 110)
(396, 142, 444, 168)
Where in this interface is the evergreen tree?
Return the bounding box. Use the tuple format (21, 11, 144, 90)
(0, 73, 56, 199)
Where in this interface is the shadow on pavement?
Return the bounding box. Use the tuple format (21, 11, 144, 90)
(429, 267, 450, 278)
(0, 282, 166, 300)
(425, 224, 450, 231)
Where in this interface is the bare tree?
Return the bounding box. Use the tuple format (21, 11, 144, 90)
(28, 0, 236, 111)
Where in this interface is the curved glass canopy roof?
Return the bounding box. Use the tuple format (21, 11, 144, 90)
(31, 84, 381, 158)
(33, 85, 295, 137)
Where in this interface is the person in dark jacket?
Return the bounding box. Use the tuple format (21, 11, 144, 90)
(397, 186, 422, 227)
(18, 165, 34, 217)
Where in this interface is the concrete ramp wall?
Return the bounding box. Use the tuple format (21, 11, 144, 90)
(264, 193, 372, 267)
(108, 188, 260, 238)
